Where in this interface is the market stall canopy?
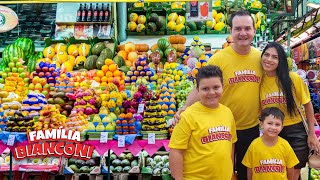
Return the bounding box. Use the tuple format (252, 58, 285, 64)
(0, 5, 18, 33)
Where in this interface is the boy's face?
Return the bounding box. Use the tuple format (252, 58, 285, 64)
(260, 115, 283, 138)
(197, 77, 223, 108)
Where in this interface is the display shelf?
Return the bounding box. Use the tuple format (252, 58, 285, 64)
(56, 22, 112, 26)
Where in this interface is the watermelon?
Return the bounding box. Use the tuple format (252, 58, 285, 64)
(84, 55, 98, 70)
(91, 42, 106, 55)
(2, 44, 25, 65)
(100, 48, 113, 59)
(152, 48, 164, 59)
(157, 38, 170, 51)
(187, 22, 197, 31)
(14, 37, 35, 57)
(27, 54, 37, 73)
(96, 56, 106, 69)
(113, 55, 124, 67)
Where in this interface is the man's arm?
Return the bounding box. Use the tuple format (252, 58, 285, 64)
(287, 168, 294, 180)
(169, 149, 185, 180)
(247, 168, 252, 180)
(173, 88, 199, 124)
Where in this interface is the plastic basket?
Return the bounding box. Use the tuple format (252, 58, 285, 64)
(186, 26, 205, 35)
(206, 27, 227, 34)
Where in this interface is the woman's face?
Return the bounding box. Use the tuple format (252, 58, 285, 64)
(261, 47, 279, 76)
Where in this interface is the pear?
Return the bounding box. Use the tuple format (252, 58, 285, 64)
(88, 122, 96, 131)
(109, 112, 117, 121)
(99, 107, 109, 114)
(95, 122, 105, 132)
(92, 114, 101, 122)
(102, 116, 112, 123)
(105, 123, 115, 131)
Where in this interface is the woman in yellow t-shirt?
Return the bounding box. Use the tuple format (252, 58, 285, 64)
(259, 42, 320, 180)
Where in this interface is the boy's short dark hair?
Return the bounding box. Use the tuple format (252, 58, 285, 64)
(229, 9, 255, 29)
(196, 65, 223, 88)
(259, 107, 285, 122)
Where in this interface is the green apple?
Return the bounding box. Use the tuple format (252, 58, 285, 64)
(41, 90, 48, 96)
(0, 78, 4, 84)
(19, 72, 26, 78)
(18, 67, 24, 73)
(8, 62, 15, 68)
(11, 68, 17, 73)
(11, 57, 19, 62)
(15, 62, 23, 68)
(4, 68, 10, 73)
(2, 73, 7, 79)
(23, 78, 29, 83)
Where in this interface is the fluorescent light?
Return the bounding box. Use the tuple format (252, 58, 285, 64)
(307, 0, 320, 8)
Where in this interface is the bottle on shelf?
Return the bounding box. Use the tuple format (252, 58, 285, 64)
(86, 3, 93, 22)
(76, 4, 82, 22)
(104, 4, 110, 22)
(81, 3, 87, 22)
(98, 3, 104, 22)
(92, 3, 99, 22)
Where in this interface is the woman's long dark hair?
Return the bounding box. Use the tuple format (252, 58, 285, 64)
(261, 42, 296, 117)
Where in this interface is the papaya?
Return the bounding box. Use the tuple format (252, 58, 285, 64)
(96, 56, 106, 69)
(113, 55, 125, 67)
(84, 55, 98, 70)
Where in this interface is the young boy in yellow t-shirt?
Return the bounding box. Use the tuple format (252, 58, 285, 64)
(169, 65, 237, 180)
(242, 107, 299, 180)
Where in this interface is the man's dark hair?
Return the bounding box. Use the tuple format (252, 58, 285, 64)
(196, 65, 223, 88)
(229, 9, 255, 29)
(259, 107, 285, 122)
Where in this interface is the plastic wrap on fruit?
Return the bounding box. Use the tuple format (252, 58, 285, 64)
(167, 51, 177, 63)
(151, 50, 161, 64)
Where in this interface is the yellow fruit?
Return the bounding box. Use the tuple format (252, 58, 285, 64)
(214, 22, 225, 31)
(215, 13, 225, 23)
(137, 15, 146, 24)
(136, 24, 145, 32)
(68, 44, 79, 56)
(174, 75, 180, 81)
(256, 12, 266, 21)
(78, 43, 90, 57)
(43, 46, 55, 59)
(128, 21, 137, 31)
(67, 55, 76, 66)
(171, 2, 182, 9)
(55, 43, 67, 53)
(133, 2, 144, 7)
(124, 42, 136, 53)
(176, 15, 185, 25)
(255, 19, 261, 29)
(251, 0, 262, 9)
(213, 0, 221, 7)
(75, 56, 86, 65)
(168, 12, 178, 21)
(129, 13, 138, 22)
(206, 20, 216, 29)
(167, 21, 176, 31)
(61, 61, 73, 72)
(56, 51, 68, 64)
(212, 10, 217, 18)
(174, 23, 185, 32)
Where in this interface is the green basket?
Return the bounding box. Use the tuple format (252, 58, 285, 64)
(166, 9, 186, 35)
(186, 26, 205, 35)
(146, 8, 167, 35)
(166, 28, 186, 35)
(246, 3, 267, 14)
(126, 28, 146, 36)
(206, 27, 227, 34)
(127, 8, 147, 36)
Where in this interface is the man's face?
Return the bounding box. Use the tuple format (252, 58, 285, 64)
(230, 15, 256, 48)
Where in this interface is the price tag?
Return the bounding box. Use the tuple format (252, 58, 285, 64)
(91, 80, 100, 88)
(148, 133, 155, 144)
(137, 104, 144, 113)
(100, 132, 108, 143)
(118, 135, 125, 147)
(7, 134, 15, 146)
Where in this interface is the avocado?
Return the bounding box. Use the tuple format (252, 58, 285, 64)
(148, 13, 159, 22)
(156, 16, 166, 30)
(75, 159, 86, 168)
(63, 104, 73, 111)
(54, 97, 65, 105)
(53, 92, 66, 98)
(79, 166, 90, 173)
(85, 159, 96, 166)
(121, 159, 130, 166)
(48, 98, 54, 104)
(69, 164, 80, 173)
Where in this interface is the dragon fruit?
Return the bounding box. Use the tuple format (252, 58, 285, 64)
(88, 98, 97, 105)
(130, 100, 139, 108)
(122, 100, 131, 108)
(138, 85, 147, 93)
(127, 107, 137, 114)
(143, 91, 153, 101)
(134, 92, 143, 100)
(66, 93, 76, 100)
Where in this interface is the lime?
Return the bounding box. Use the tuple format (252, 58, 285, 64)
(4, 68, 10, 73)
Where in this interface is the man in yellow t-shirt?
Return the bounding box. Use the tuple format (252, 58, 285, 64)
(242, 107, 299, 180)
(174, 9, 262, 179)
(169, 65, 237, 180)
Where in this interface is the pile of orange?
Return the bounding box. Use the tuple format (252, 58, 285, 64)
(94, 59, 125, 88)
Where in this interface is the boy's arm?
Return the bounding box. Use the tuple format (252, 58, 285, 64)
(247, 168, 252, 180)
(287, 168, 294, 180)
(169, 149, 185, 180)
(231, 144, 235, 168)
(173, 88, 199, 124)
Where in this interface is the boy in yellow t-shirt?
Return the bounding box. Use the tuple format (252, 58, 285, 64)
(242, 107, 299, 180)
(169, 65, 237, 180)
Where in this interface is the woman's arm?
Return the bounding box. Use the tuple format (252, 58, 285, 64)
(169, 149, 185, 180)
(287, 167, 294, 180)
(304, 101, 320, 152)
(247, 168, 252, 180)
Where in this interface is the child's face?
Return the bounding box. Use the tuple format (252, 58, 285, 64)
(260, 115, 283, 137)
(197, 77, 223, 108)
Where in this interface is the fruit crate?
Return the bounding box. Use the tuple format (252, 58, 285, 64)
(186, 26, 206, 35)
(246, 3, 267, 14)
(63, 155, 101, 175)
(147, 3, 170, 11)
(166, 9, 186, 35)
(206, 26, 227, 34)
(141, 151, 173, 179)
(127, 3, 149, 11)
(146, 8, 167, 35)
(127, 7, 147, 36)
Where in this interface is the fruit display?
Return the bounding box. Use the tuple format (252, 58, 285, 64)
(5, 111, 35, 132)
(124, 55, 154, 86)
(122, 84, 153, 114)
(33, 61, 59, 86)
(147, 12, 166, 33)
(157, 79, 176, 117)
(142, 97, 166, 132)
(65, 152, 100, 174)
(36, 104, 67, 130)
(107, 152, 140, 173)
(115, 113, 141, 135)
(86, 43, 114, 71)
(128, 12, 146, 33)
(175, 80, 194, 108)
(48, 89, 75, 117)
(100, 86, 127, 115)
(89, 113, 117, 132)
(310, 168, 320, 180)
(206, 10, 226, 31)
(68, 88, 100, 116)
(65, 111, 88, 132)
(143, 152, 170, 176)
(21, 92, 47, 117)
(167, 11, 186, 33)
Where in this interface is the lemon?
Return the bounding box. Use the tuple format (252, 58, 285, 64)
(206, 20, 216, 29)
(137, 15, 146, 24)
(176, 15, 186, 25)
(214, 22, 225, 31)
(174, 75, 181, 81)
(167, 21, 176, 31)
(168, 12, 178, 21)
(213, 0, 221, 7)
(129, 13, 138, 22)
(215, 13, 226, 23)
(177, 70, 184, 76)
(173, 69, 178, 75)
(212, 10, 218, 18)
(136, 24, 145, 32)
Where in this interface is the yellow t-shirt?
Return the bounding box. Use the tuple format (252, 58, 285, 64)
(169, 102, 237, 180)
(260, 72, 311, 126)
(208, 46, 262, 130)
(242, 136, 299, 180)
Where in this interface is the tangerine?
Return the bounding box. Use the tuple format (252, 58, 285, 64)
(107, 77, 114, 83)
(102, 65, 109, 73)
(101, 76, 108, 82)
(126, 113, 133, 119)
(108, 64, 117, 72)
(100, 82, 107, 86)
(96, 70, 105, 78)
(105, 59, 114, 66)
(117, 50, 127, 60)
(113, 70, 121, 77)
(105, 71, 113, 77)
(93, 77, 100, 82)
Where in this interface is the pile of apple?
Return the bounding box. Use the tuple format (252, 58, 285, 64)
(21, 92, 48, 117)
(122, 84, 153, 114)
(115, 113, 141, 135)
(88, 113, 117, 132)
(33, 62, 60, 86)
(36, 104, 67, 130)
(0, 57, 27, 84)
(28, 76, 54, 97)
(67, 88, 101, 116)
(124, 55, 154, 86)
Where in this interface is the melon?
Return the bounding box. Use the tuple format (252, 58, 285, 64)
(147, 22, 157, 32)
(91, 42, 106, 55)
(100, 47, 113, 59)
(84, 55, 98, 70)
(113, 55, 125, 67)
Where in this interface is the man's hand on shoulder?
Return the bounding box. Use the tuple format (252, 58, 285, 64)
(173, 105, 187, 125)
